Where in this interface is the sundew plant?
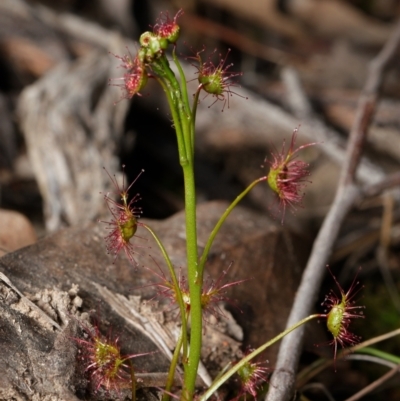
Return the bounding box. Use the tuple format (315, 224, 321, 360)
(84, 9, 365, 401)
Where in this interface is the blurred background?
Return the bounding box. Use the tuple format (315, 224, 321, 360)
(0, 0, 399, 399)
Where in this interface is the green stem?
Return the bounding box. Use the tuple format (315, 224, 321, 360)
(173, 48, 191, 118)
(199, 314, 321, 401)
(153, 75, 188, 166)
(162, 60, 193, 163)
(198, 176, 267, 278)
(172, 48, 194, 157)
(181, 162, 202, 401)
(152, 52, 202, 400)
(142, 223, 188, 360)
(158, 52, 201, 400)
(158, 56, 192, 163)
(162, 329, 185, 401)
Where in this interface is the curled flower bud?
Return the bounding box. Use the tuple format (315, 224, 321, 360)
(153, 9, 184, 44)
(321, 266, 365, 364)
(264, 127, 316, 222)
(110, 52, 148, 101)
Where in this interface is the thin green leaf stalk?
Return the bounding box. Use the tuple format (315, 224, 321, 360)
(172, 48, 191, 118)
(356, 347, 400, 365)
(198, 176, 267, 278)
(297, 328, 400, 387)
(141, 223, 188, 360)
(162, 331, 185, 401)
(199, 314, 321, 401)
(190, 87, 202, 154)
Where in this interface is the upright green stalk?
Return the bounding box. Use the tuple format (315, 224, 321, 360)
(174, 66, 203, 397)
(181, 162, 202, 400)
(153, 53, 203, 400)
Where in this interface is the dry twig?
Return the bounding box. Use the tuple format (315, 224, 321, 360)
(266, 18, 400, 401)
(344, 364, 400, 401)
(376, 194, 400, 312)
(360, 171, 400, 200)
(281, 66, 385, 186)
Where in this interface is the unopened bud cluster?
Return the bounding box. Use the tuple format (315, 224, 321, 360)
(110, 10, 184, 100)
(111, 9, 242, 109)
(138, 9, 183, 63)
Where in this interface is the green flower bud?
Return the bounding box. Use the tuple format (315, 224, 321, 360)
(139, 32, 164, 60)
